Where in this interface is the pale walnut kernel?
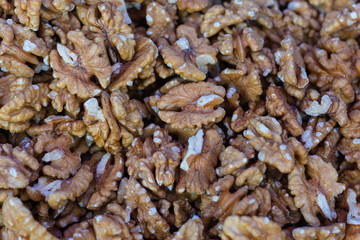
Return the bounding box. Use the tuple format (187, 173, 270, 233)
(288, 155, 346, 226)
(50, 30, 112, 99)
(157, 82, 226, 129)
(301, 117, 336, 150)
(176, 0, 207, 13)
(230, 101, 266, 133)
(87, 153, 124, 210)
(108, 37, 157, 91)
(0, 143, 39, 188)
(14, 0, 41, 31)
(177, 128, 222, 195)
(2, 196, 58, 240)
(275, 35, 309, 92)
(124, 178, 170, 239)
(42, 0, 75, 13)
(341, 102, 360, 138)
(220, 215, 286, 240)
(158, 25, 217, 81)
(170, 216, 204, 240)
(338, 137, 360, 169)
(244, 116, 308, 173)
(292, 223, 346, 240)
(77, 2, 135, 61)
(266, 84, 303, 137)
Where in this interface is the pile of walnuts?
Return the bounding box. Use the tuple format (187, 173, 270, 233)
(1, 0, 360, 239)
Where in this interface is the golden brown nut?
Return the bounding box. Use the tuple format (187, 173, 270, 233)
(14, 0, 41, 31)
(158, 25, 217, 81)
(341, 101, 360, 138)
(170, 216, 204, 240)
(220, 215, 286, 240)
(338, 137, 360, 168)
(230, 101, 266, 132)
(244, 116, 307, 173)
(301, 117, 336, 150)
(157, 82, 226, 129)
(292, 223, 346, 240)
(50, 30, 112, 99)
(314, 128, 340, 167)
(0, 143, 39, 188)
(124, 178, 170, 239)
(177, 129, 222, 195)
(288, 155, 345, 226)
(2, 196, 58, 240)
(266, 84, 303, 136)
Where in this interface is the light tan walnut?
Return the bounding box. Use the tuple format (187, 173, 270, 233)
(308, 0, 355, 12)
(341, 101, 360, 138)
(177, 129, 222, 195)
(170, 216, 204, 240)
(220, 215, 286, 240)
(146, 1, 177, 43)
(244, 116, 308, 173)
(338, 137, 360, 169)
(87, 153, 124, 210)
(176, 0, 207, 13)
(314, 128, 340, 167)
(301, 90, 348, 126)
(266, 84, 303, 136)
(50, 30, 112, 99)
(77, 1, 135, 61)
(124, 178, 170, 239)
(42, 0, 75, 13)
(220, 68, 262, 102)
(14, 0, 41, 31)
(288, 155, 346, 226)
(2, 196, 58, 240)
(158, 25, 217, 81)
(292, 223, 346, 240)
(157, 82, 226, 129)
(230, 101, 266, 132)
(301, 117, 336, 150)
(0, 143, 39, 188)
(275, 35, 309, 93)
(108, 37, 157, 91)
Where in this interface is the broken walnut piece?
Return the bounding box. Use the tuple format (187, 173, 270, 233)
(124, 178, 170, 239)
(0, 143, 39, 188)
(275, 35, 309, 92)
(14, 0, 41, 31)
(170, 216, 204, 240)
(288, 155, 346, 226)
(230, 101, 266, 133)
(266, 84, 303, 137)
(87, 153, 124, 210)
(77, 1, 135, 61)
(176, 0, 207, 13)
(3, 196, 58, 240)
(220, 215, 286, 240)
(158, 24, 217, 81)
(157, 81, 226, 129)
(292, 223, 346, 240)
(338, 137, 360, 169)
(244, 116, 307, 173)
(50, 30, 112, 99)
(108, 37, 157, 91)
(177, 128, 222, 195)
(301, 117, 336, 150)
(341, 101, 360, 138)
(314, 127, 340, 168)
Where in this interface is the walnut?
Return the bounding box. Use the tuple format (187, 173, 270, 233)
(304, 37, 359, 104)
(63, 219, 96, 240)
(244, 116, 308, 173)
(0, 143, 39, 188)
(146, 1, 177, 43)
(301, 90, 348, 126)
(308, 0, 355, 12)
(48, 80, 82, 118)
(230, 101, 266, 132)
(301, 117, 336, 150)
(108, 37, 157, 91)
(341, 102, 360, 138)
(216, 146, 249, 177)
(14, 0, 41, 31)
(170, 216, 204, 240)
(77, 2, 135, 62)
(87, 153, 124, 209)
(42, 0, 75, 13)
(220, 215, 286, 240)
(321, 4, 360, 38)
(157, 25, 217, 81)
(314, 127, 340, 167)
(46, 153, 103, 209)
(266, 84, 303, 136)
(124, 178, 170, 239)
(288, 155, 346, 226)
(292, 223, 346, 240)
(34, 133, 81, 179)
(155, 58, 175, 79)
(219, 68, 262, 102)
(177, 128, 222, 195)
(157, 82, 226, 129)
(338, 137, 360, 169)
(50, 30, 112, 99)
(56, 201, 86, 228)
(2, 196, 58, 240)
(275, 35, 309, 94)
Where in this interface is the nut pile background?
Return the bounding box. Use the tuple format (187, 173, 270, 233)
(1, 0, 360, 239)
